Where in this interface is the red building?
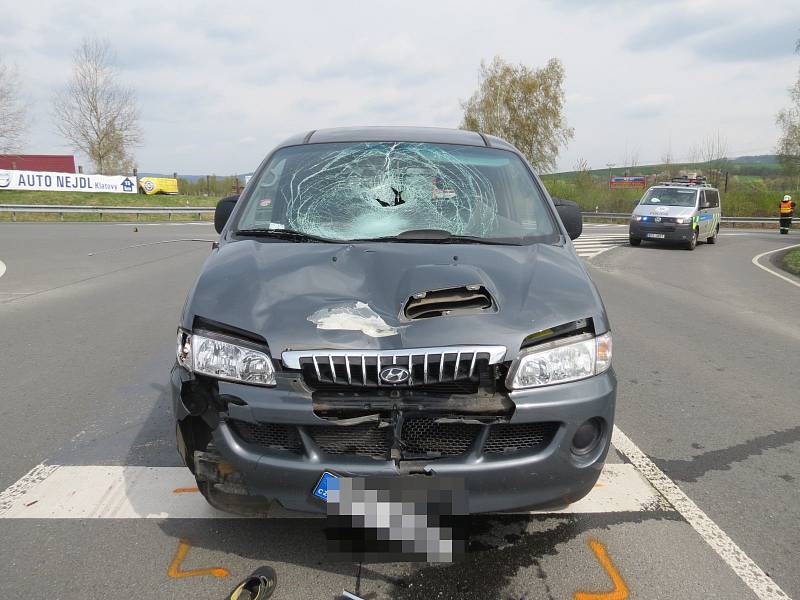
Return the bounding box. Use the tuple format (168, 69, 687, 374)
(0, 154, 76, 173)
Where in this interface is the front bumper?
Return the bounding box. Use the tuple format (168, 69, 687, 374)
(630, 220, 693, 242)
(171, 367, 616, 514)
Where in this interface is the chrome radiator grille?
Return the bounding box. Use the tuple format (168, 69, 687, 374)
(282, 346, 506, 388)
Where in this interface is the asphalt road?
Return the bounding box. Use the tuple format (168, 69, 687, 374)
(0, 222, 797, 599)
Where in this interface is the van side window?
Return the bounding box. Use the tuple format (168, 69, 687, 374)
(706, 190, 719, 207)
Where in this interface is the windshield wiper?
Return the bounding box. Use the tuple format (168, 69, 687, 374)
(233, 228, 334, 243)
(355, 229, 522, 245)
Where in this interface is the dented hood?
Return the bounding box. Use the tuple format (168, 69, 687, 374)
(182, 239, 608, 359)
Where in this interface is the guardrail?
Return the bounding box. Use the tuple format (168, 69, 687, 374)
(0, 204, 215, 221)
(0, 204, 782, 225)
(582, 212, 780, 224)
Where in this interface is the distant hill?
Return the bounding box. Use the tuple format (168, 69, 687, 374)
(556, 155, 781, 178)
(727, 155, 778, 165)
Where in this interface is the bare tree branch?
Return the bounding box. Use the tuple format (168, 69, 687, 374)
(53, 37, 141, 174)
(776, 66, 800, 177)
(0, 56, 28, 153)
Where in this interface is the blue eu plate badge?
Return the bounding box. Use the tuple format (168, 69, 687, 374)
(312, 471, 340, 502)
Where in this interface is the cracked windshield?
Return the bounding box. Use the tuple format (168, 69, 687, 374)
(237, 142, 556, 242)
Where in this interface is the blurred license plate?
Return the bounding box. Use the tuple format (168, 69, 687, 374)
(647, 233, 665, 239)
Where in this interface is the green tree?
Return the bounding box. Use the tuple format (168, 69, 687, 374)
(776, 40, 800, 181)
(776, 72, 800, 179)
(460, 56, 574, 172)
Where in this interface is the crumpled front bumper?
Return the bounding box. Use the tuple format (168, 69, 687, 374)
(171, 366, 616, 514)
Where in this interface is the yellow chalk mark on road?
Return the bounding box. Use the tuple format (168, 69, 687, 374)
(574, 538, 629, 600)
(173, 486, 199, 494)
(168, 539, 230, 579)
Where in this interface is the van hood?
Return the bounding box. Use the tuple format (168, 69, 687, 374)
(632, 205, 695, 219)
(182, 239, 608, 361)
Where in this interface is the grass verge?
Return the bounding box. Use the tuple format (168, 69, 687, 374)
(0, 190, 219, 207)
(782, 248, 800, 276)
(0, 190, 218, 222)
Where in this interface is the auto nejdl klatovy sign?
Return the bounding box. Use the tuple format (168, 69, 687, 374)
(0, 169, 137, 194)
(609, 176, 647, 189)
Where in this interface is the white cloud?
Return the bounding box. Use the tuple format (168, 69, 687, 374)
(2, 0, 798, 173)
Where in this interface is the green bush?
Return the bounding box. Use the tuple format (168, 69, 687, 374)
(544, 178, 795, 217)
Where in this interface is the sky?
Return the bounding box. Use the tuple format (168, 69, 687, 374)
(1, 0, 798, 175)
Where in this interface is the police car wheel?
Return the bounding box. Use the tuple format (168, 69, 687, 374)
(629, 237, 641, 246)
(686, 230, 698, 250)
(707, 226, 718, 244)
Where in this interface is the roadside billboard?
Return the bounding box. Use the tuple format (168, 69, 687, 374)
(609, 176, 647, 189)
(0, 169, 137, 193)
(139, 176, 179, 195)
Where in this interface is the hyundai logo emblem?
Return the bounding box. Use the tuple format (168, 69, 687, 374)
(379, 366, 410, 384)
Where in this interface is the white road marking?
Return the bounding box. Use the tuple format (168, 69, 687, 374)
(0, 258, 6, 279)
(573, 233, 629, 259)
(751, 243, 800, 289)
(612, 426, 790, 600)
(0, 463, 58, 516)
(0, 463, 666, 519)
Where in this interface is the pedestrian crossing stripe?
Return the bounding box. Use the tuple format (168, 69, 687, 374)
(572, 233, 629, 259)
(0, 463, 670, 519)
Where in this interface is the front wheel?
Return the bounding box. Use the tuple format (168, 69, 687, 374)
(629, 237, 642, 246)
(686, 229, 698, 250)
(707, 225, 719, 244)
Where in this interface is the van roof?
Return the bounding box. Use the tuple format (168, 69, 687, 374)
(274, 126, 519, 151)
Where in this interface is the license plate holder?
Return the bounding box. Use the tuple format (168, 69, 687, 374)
(647, 233, 666, 239)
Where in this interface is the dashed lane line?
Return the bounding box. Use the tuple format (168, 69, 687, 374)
(0, 463, 666, 519)
(751, 243, 800, 289)
(0, 258, 6, 279)
(612, 426, 790, 600)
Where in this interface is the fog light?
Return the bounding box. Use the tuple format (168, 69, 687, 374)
(571, 418, 603, 455)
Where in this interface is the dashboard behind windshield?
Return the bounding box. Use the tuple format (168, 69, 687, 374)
(235, 142, 558, 244)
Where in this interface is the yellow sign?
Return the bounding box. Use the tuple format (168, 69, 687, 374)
(139, 176, 179, 195)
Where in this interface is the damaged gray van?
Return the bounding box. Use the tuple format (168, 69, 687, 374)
(171, 127, 616, 515)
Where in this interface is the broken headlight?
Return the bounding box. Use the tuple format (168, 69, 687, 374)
(176, 329, 276, 386)
(507, 332, 612, 390)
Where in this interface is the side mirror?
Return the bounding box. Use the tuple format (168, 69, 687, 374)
(553, 198, 583, 240)
(214, 195, 239, 234)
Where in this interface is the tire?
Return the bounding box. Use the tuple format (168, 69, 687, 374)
(707, 225, 719, 244)
(629, 237, 642, 246)
(686, 229, 698, 250)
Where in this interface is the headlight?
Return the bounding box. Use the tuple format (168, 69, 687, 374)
(507, 332, 612, 390)
(633, 216, 642, 221)
(176, 329, 276, 386)
(675, 217, 689, 224)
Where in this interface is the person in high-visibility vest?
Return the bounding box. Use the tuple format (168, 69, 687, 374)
(779, 194, 795, 234)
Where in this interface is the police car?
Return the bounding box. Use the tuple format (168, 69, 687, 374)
(629, 176, 721, 250)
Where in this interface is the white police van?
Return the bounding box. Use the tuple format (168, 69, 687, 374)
(629, 176, 721, 251)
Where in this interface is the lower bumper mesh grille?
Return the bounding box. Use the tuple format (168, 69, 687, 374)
(229, 419, 559, 460)
(307, 422, 393, 458)
(230, 420, 302, 453)
(401, 416, 480, 456)
(484, 422, 559, 454)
